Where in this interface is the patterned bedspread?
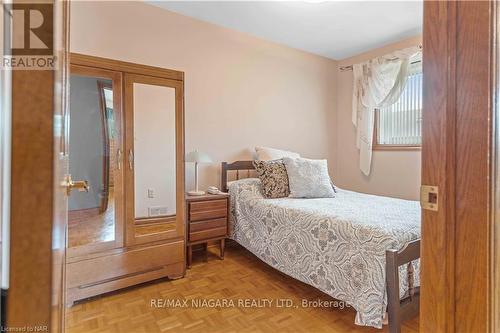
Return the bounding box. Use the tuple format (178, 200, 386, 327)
(228, 178, 420, 328)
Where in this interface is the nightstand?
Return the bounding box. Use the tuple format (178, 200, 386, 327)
(185, 193, 229, 268)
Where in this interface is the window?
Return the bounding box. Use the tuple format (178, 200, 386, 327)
(374, 61, 422, 150)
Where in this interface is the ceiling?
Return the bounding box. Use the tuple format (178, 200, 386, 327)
(148, 1, 423, 60)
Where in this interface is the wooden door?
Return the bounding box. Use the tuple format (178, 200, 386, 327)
(421, 1, 493, 332)
(5, 1, 69, 332)
(492, 2, 500, 332)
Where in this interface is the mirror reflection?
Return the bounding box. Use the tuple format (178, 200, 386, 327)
(133, 83, 176, 222)
(68, 75, 116, 247)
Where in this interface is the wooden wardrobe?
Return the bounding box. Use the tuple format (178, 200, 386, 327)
(65, 54, 185, 305)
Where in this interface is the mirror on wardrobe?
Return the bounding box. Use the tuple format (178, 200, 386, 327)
(67, 67, 123, 254)
(125, 74, 184, 244)
(68, 75, 115, 247)
(133, 83, 176, 233)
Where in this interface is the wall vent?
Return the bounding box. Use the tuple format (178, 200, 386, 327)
(148, 206, 168, 217)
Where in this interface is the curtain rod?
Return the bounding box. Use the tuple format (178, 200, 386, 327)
(339, 59, 422, 72)
(339, 45, 423, 72)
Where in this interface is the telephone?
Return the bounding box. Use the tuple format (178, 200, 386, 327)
(207, 186, 221, 195)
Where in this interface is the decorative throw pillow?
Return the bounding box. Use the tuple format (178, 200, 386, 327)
(255, 147, 300, 161)
(282, 157, 336, 198)
(253, 160, 290, 198)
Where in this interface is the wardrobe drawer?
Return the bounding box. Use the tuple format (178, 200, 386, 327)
(189, 227, 227, 242)
(189, 218, 227, 232)
(66, 240, 184, 289)
(189, 199, 227, 221)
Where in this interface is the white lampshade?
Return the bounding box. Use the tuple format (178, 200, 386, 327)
(186, 150, 212, 163)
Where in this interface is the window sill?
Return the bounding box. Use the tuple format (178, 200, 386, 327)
(373, 145, 421, 151)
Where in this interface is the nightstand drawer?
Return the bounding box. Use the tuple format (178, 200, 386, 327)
(189, 226, 227, 242)
(189, 199, 227, 221)
(190, 218, 227, 232)
(186, 194, 229, 268)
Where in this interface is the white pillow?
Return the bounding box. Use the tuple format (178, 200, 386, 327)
(255, 146, 300, 161)
(282, 157, 335, 198)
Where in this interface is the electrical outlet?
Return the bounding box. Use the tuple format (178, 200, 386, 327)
(147, 188, 154, 198)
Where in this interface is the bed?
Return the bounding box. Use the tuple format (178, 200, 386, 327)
(221, 161, 421, 332)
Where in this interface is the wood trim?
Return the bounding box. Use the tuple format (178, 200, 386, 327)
(66, 262, 183, 305)
(52, 1, 70, 331)
(67, 64, 125, 259)
(124, 74, 185, 246)
(135, 215, 176, 225)
(493, 2, 500, 331)
(421, 2, 457, 332)
(7, 1, 69, 331)
(66, 236, 185, 264)
(454, 2, 491, 331)
(422, 1, 493, 332)
(372, 145, 421, 151)
(372, 109, 421, 151)
(97, 80, 112, 213)
(70, 53, 184, 81)
(8, 47, 54, 333)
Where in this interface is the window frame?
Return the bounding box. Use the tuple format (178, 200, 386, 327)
(372, 108, 422, 151)
(372, 62, 423, 151)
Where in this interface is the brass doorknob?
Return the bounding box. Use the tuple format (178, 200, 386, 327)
(64, 175, 90, 196)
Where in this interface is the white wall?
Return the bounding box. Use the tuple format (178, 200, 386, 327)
(133, 83, 176, 217)
(70, 1, 338, 192)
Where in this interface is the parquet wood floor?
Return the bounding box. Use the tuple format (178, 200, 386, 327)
(65, 244, 419, 333)
(68, 188, 115, 247)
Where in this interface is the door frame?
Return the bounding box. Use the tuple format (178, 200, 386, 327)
(5, 1, 69, 332)
(421, 1, 494, 332)
(491, 1, 500, 331)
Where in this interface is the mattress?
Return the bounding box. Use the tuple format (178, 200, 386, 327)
(228, 178, 420, 328)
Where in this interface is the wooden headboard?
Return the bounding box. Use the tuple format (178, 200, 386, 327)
(221, 161, 256, 192)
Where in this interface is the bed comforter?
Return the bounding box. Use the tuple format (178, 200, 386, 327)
(228, 178, 420, 328)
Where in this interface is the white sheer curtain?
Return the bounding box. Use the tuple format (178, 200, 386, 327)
(352, 46, 421, 176)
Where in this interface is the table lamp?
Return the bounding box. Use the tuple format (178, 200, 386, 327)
(186, 150, 213, 196)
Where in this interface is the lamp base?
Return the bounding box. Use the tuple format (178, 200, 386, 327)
(187, 190, 206, 196)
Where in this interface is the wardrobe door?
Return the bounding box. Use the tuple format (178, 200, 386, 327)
(124, 74, 185, 246)
(67, 65, 124, 257)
